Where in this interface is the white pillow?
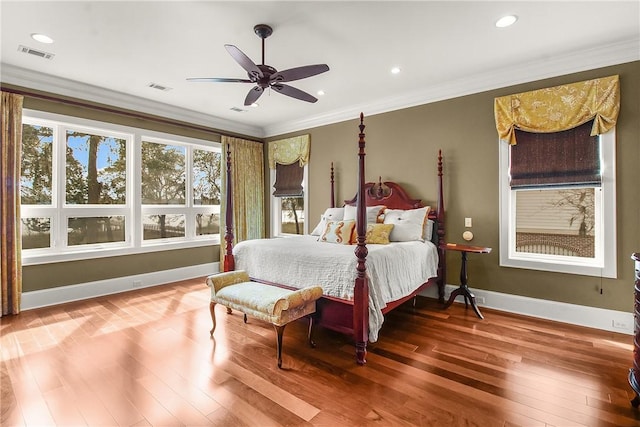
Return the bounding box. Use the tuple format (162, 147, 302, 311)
(344, 204, 386, 224)
(383, 206, 430, 242)
(310, 207, 345, 236)
(424, 219, 435, 242)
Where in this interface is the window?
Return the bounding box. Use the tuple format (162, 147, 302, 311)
(499, 124, 616, 278)
(270, 163, 308, 236)
(20, 110, 221, 264)
(268, 135, 310, 237)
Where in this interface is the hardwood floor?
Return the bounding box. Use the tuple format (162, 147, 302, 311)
(1, 277, 639, 426)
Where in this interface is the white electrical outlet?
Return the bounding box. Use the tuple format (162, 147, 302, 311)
(465, 217, 472, 227)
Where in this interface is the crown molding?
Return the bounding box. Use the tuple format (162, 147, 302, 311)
(0, 63, 264, 138)
(3, 36, 638, 139)
(262, 37, 640, 137)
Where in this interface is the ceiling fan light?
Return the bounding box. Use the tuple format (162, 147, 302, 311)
(317, 90, 325, 96)
(495, 15, 518, 28)
(250, 102, 259, 108)
(391, 67, 401, 74)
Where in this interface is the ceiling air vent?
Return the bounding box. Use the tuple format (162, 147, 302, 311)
(230, 107, 246, 113)
(148, 82, 172, 91)
(18, 45, 54, 60)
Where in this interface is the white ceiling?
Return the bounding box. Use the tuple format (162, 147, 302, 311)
(1, 1, 639, 138)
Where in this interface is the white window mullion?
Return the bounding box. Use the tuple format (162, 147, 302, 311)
(55, 123, 66, 250)
(132, 133, 142, 248)
(185, 146, 194, 238)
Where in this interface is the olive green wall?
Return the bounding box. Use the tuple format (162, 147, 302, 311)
(13, 61, 640, 311)
(271, 61, 639, 313)
(16, 89, 222, 292)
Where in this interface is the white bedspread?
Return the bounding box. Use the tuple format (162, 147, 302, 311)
(233, 235, 438, 342)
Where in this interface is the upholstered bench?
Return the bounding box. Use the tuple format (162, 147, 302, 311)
(206, 270, 323, 368)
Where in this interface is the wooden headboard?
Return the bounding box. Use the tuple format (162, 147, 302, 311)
(336, 150, 444, 224)
(344, 179, 422, 210)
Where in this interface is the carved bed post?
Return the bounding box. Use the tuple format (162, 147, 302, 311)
(223, 143, 235, 272)
(436, 149, 446, 303)
(330, 162, 335, 208)
(354, 113, 369, 365)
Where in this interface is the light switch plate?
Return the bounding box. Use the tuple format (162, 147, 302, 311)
(465, 217, 472, 227)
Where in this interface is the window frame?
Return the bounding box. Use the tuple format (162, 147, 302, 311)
(499, 129, 617, 278)
(270, 164, 308, 237)
(20, 110, 221, 266)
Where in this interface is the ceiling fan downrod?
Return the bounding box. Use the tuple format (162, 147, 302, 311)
(253, 24, 272, 66)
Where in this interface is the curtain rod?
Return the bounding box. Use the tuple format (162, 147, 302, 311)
(1, 85, 263, 143)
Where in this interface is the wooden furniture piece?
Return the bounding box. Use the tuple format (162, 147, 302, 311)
(630, 253, 640, 407)
(441, 243, 491, 319)
(222, 114, 446, 365)
(206, 270, 323, 369)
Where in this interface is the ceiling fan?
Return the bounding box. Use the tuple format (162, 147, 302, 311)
(187, 24, 330, 106)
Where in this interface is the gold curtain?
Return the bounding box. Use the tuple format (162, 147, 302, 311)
(494, 75, 620, 144)
(220, 136, 265, 270)
(1, 91, 24, 316)
(268, 134, 310, 168)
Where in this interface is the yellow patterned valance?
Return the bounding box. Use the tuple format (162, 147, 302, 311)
(268, 135, 310, 169)
(494, 75, 620, 145)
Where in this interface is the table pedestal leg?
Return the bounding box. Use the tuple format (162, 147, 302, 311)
(444, 251, 484, 319)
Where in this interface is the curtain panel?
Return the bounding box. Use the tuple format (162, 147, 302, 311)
(494, 75, 620, 145)
(268, 135, 310, 168)
(1, 91, 24, 316)
(220, 137, 264, 270)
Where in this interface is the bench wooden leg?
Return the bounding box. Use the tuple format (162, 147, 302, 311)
(274, 324, 286, 369)
(308, 316, 316, 348)
(209, 301, 217, 336)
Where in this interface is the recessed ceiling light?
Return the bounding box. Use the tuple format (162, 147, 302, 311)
(495, 15, 518, 28)
(31, 33, 54, 44)
(317, 90, 325, 96)
(391, 67, 401, 74)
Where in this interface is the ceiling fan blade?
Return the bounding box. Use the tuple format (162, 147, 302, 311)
(225, 44, 263, 79)
(187, 77, 253, 83)
(270, 64, 329, 83)
(244, 86, 264, 106)
(271, 84, 318, 103)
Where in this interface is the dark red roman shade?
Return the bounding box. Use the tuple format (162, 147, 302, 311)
(272, 162, 303, 197)
(510, 120, 600, 188)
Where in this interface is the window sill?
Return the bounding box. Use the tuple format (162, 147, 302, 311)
(500, 256, 616, 278)
(22, 237, 220, 266)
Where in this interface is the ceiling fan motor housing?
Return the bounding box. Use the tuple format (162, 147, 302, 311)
(252, 64, 278, 87)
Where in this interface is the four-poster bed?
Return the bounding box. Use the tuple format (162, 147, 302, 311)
(222, 113, 446, 365)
